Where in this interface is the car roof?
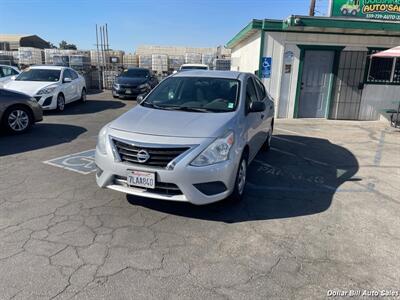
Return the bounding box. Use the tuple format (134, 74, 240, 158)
(28, 65, 66, 70)
(172, 70, 243, 79)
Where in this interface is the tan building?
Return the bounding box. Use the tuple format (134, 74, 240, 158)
(0, 34, 50, 50)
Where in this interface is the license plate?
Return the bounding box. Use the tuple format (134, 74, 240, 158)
(125, 89, 132, 94)
(127, 170, 155, 189)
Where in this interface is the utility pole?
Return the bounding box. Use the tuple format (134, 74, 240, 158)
(309, 0, 316, 16)
(95, 24, 101, 90)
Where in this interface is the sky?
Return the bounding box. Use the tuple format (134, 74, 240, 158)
(0, 0, 330, 52)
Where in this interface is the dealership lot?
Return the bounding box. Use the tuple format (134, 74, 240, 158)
(0, 91, 399, 299)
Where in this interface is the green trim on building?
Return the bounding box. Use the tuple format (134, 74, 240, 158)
(226, 19, 262, 48)
(293, 45, 345, 118)
(227, 15, 400, 49)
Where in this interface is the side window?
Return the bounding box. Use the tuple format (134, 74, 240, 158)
(0, 68, 4, 78)
(2, 67, 14, 77)
(63, 69, 72, 80)
(70, 69, 79, 80)
(11, 68, 19, 76)
(245, 77, 258, 112)
(254, 77, 266, 101)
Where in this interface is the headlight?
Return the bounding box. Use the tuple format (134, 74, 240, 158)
(138, 83, 150, 90)
(191, 131, 234, 167)
(113, 83, 120, 89)
(37, 86, 57, 95)
(97, 125, 109, 155)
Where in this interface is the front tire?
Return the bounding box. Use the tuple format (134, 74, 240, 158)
(80, 88, 87, 102)
(56, 94, 65, 111)
(228, 154, 248, 203)
(2, 106, 32, 134)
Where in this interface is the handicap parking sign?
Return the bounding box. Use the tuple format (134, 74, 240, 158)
(261, 57, 272, 79)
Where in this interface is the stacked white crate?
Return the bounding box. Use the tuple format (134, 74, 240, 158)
(18, 47, 43, 65)
(123, 53, 138, 68)
(185, 53, 201, 64)
(168, 55, 185, 71)
(201, 53, 215, 69)
(139, 55, 152, 69)
(151, 54, 168, 74)
(214, 59, 231, 71)
(0, 50, 17, 65)
(45, 49, 76, 64)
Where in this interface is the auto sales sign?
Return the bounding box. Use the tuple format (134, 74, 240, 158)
(330, 0, 400, 21)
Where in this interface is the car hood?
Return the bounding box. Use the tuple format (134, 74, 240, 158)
(4, 81, 57, 96)
(116, 76, 148, 85)
(110, 105, 236, 138)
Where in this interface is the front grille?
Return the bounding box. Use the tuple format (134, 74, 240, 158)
(113, 139, 190, 168)
(114, 175, 182, 196)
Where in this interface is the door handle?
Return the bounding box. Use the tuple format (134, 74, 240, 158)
(261, 114, 265, 119)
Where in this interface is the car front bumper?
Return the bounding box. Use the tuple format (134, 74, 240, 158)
(94, 130, 240, 205)
(112, 86, 149, 97)
(33, 94, 57, 110)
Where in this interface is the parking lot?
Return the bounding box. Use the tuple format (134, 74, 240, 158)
(0, 91, 399, 299)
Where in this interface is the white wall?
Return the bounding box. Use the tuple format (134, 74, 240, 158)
(261, 31, 400, 119)
(230, 32, 260, 73)
(359, 85, 400, 121)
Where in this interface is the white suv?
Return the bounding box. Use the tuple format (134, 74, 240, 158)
(4, 66, 86, 111)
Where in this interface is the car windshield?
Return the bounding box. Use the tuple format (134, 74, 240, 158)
(16, 69, 61, 82)
(180, 66, 208, 70)
(121, 69, 149, 78)
(142, 76, 240, 113)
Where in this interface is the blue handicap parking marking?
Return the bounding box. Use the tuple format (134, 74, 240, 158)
(43, 149, 97, 175)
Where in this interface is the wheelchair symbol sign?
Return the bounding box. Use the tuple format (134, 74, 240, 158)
(43, 149, 97, 175)
(261, 57, 272, 78)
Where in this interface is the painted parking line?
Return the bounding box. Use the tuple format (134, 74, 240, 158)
(43, 149, 96, 175)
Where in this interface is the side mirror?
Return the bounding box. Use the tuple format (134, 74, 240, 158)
(10, 75, 17, 80)
(63, 77, 72, 83)
(136, 94, 146, 104)
(249, 101, 266, 113)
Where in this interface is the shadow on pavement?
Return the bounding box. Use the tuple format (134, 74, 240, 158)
(127, 134, 359, 223)
(44, 99, 126, 116)
(0, 123, 87, 156)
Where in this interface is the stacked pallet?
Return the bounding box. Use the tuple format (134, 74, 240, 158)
(201, 53, 215, 69)
(151, 54, 168, 75)
(138, 55, 152, 69)
(214, 59, 231, 71)
(168, 55, 185, 71)
(123, 53, 138, 68)
(0, 50, 17, 65)
(18, 47, 43, 65)
(185, 53, 202, 64)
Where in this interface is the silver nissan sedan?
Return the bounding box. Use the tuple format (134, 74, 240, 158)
(95, 71, 274, 205)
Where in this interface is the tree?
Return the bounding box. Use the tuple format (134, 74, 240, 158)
(47, 41, 57, 49)
(59, 40, 77, 50)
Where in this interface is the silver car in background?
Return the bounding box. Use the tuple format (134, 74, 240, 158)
(95, 71, 274, 205)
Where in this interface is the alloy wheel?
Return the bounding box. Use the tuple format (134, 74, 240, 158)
(57, 95, 65, 111)
(8, 109, 29, 132)
(237, 159, 247, 195)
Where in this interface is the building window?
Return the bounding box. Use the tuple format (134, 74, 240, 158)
(366, 49, 400, 84)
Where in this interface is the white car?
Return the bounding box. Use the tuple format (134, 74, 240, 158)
(0, 65, 20, 88)
(4, 66, 86, 111)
